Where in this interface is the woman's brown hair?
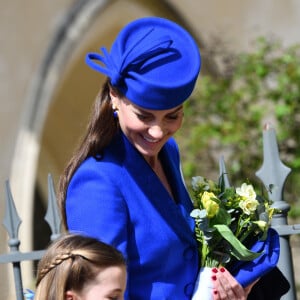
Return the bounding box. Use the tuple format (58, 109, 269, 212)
(57, 79, 123, 228)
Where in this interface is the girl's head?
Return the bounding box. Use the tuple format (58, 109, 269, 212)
(35, 234, 127, 300)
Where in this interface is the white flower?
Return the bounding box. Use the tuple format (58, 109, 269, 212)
(236, 183, 256, 201)
(190, 209, 207, 219)
(239, 198, 259, 215)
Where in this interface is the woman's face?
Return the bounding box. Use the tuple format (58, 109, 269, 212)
(111, 91, 184, 164)
(65, 265, 127, 300)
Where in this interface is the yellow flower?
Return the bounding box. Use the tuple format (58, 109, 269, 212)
(201, 191, 219, 218)
(267, 207, 276, 219)
(239, 198, 259, 215)
(236, 183, 257, 201)
(253, 220, 267, 231)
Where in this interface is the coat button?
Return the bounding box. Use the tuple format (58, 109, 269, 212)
(183, 247, 194, 260)
(184, 282, 194, 297)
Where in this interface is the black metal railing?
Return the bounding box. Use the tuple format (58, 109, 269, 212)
(1, 126, 299, 299)
(0, 174, 62, 300)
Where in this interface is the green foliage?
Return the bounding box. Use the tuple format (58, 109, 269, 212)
(176, 37, 300, 217)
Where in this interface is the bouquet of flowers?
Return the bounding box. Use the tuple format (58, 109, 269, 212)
(190, 174, 280, 298)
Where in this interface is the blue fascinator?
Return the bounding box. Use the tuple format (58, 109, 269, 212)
(229, 227, 280, 287)
(86, 16, 201, 110)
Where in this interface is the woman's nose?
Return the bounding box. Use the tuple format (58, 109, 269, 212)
(148, 124, 165, 139)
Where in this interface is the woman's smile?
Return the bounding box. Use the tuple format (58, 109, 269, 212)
(142, 134, 162, 144)
(110, 94, 184, 162)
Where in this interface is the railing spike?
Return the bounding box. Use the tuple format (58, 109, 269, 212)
(256, 124, 291, 203)
(45, 174, 61, 241)
(2, 180, 22, 243)
(2, 180, 23, 300)
(219, 156, 231, 188)
(256, 124, 298, 300)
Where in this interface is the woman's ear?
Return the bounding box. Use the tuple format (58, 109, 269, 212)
(65, 290, 78, 300)
(110, 88, 119, 110)
(109, 88, 118, 100)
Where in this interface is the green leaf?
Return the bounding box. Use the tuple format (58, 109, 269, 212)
(210, 208, 231, 226)
(213, 224, 262, 261)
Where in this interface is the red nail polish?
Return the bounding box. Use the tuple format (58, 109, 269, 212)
(212, 267, 218, 273)
(211, 275, 217, 281)
(220, 267, 225, 273)
(213, 290, 218, 295)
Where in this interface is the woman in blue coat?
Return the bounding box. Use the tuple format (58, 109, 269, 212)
(58, 17, 255, 299)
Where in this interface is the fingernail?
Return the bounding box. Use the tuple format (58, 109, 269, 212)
(212, 267, 218, 273)
(220, 267, 225, 273)
(211, 275, 217, 281)
(213, 290, 218, 295)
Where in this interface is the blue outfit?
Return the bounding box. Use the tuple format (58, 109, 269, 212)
(66, 132, 199, 299)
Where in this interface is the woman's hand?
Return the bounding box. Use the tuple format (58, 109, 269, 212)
(211, 267, 258, 300)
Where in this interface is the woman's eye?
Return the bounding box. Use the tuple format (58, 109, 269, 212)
(136, 113, 150, 121)
(167, 114, 179, 120)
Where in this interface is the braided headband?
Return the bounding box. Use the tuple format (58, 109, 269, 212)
(36, 252, 89, 286)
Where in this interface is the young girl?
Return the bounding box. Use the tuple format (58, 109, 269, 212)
(34, 234, 127, 300)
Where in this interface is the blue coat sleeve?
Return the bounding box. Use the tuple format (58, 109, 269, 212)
(66, 158, 129, 256)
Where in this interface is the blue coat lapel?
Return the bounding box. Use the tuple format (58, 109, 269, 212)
(115, 133, 196, 245)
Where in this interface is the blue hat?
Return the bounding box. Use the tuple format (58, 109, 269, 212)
(86, 16, 201, 110)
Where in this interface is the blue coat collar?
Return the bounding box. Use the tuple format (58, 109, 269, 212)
(106, 132, 196, 245)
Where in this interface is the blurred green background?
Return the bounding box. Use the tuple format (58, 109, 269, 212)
(177, 37, 300, 219)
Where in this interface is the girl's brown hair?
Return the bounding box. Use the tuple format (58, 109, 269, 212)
(35, 234, 126, 300)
